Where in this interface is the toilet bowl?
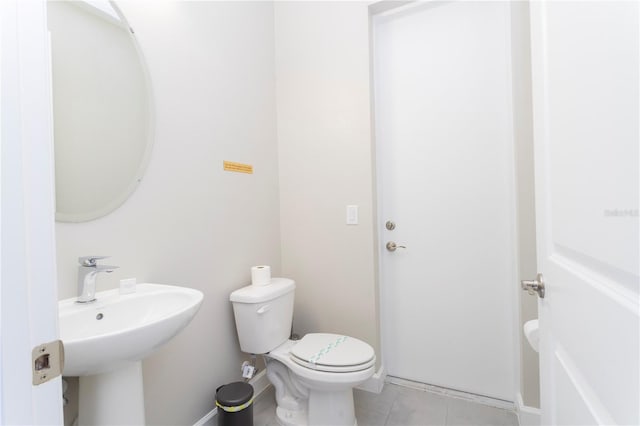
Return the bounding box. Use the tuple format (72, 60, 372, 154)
(230, 278, 376, 426)
(266, 336, 375, 425)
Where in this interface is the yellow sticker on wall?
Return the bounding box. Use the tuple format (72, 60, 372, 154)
(223, 161, 253, 174)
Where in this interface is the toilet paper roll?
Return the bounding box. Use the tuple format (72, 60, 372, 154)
(251, 265, 271, 286)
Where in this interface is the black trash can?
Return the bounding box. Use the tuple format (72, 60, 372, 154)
(216, 382, 254, 426)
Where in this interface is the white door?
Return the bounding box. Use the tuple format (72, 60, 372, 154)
(530, 1, 639, 424)
(1, 0, 63, 424)
(374, 2, 517, 401)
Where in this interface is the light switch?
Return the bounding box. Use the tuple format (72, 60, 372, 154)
(346, 205, 358, 225)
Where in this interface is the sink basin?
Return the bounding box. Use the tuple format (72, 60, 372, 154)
(59, 283, 203, 424)
(59, 283, 203, 376)
(524, 319, 539, 353)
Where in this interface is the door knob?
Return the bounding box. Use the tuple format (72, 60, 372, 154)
(386, 242, 406, 252)
(521, 273, 545, 298)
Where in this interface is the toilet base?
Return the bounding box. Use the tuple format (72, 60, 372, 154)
(308, 388, 357, 426)
(276, 406, 308, 426)
(265, 339, 374, 426)
(275, 404, 358, 426)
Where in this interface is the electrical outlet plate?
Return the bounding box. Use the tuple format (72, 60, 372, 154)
(242, 364, 255, 379)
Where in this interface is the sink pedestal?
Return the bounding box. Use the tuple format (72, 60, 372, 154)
(78, 361, 145, 425)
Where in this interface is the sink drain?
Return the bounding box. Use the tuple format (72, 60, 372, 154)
(96, 313, 104, 320)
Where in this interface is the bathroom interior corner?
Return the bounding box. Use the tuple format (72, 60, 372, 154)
(1, 1, 638, 426)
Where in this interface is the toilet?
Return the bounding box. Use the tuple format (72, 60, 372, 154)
(230, 278, 376, 426)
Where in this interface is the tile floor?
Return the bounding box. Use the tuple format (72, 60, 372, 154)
(252, 383, 519, 426)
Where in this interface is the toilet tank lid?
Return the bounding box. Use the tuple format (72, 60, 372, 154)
(229, 278, 295, 303)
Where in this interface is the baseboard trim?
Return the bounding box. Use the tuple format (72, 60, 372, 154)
(193, 407, 216, 426)
(356, 365, 387, 394)
(193, 370, 271, 426)
(249, 369, 271, 397)
(386, 376, 515, 411)
(515, 392, 541, 426)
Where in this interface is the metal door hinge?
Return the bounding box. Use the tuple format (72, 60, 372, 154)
(32, 340, 64, 385)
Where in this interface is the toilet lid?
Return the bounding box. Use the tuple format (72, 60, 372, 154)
(290, 333, 375, 372)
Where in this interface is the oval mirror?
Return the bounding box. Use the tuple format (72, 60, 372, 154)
(48, 1, 153, 222)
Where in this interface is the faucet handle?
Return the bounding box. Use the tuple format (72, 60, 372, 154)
(78, 256, 110, 267)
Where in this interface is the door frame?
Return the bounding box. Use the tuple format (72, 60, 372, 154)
(1, 0, 62, 423)
(368, 0, 522, 405)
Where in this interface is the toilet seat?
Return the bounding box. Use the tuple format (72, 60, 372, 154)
(289, 333, 375, 373)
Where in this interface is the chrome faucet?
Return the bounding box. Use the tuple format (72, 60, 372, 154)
(77, 256, 118, 303)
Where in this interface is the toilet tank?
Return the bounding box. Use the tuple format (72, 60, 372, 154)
(230, 278, 295, 354)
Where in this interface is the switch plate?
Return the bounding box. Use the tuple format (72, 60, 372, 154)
(346, 205, 358, 225)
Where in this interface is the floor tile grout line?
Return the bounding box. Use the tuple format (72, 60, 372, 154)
(382, 389, 400, 426)
(443, 394, 450, 426)
(254, 382, 517, 426)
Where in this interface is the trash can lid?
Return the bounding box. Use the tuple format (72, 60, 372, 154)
(216, 382, 254, 407)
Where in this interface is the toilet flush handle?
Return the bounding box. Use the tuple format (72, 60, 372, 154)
(257, 305, 270, 315)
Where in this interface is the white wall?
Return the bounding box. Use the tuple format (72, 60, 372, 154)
(274, 1, 381, 359)
(55, 2, 279, 424)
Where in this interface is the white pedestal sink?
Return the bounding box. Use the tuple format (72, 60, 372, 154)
(59, 284, 203, 425)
